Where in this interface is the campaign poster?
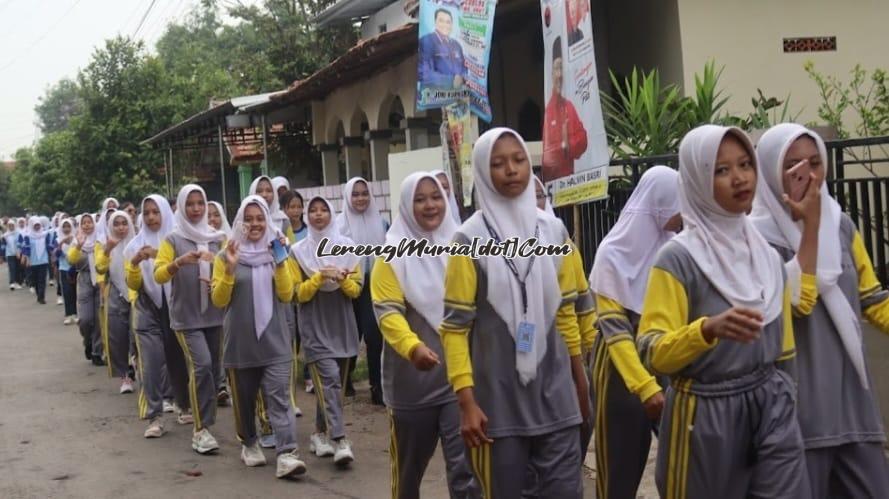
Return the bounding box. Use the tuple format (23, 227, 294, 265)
(416, 0, 496, 122)
(540, 0, 610, 206)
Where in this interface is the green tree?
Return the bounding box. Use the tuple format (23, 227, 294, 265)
(34, 79, 82, 134)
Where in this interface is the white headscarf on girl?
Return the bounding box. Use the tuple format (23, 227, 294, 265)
(28, 216, 48, 262)
(292, 197, 359, 292)
(430, 169, 462, 224)
(106, 210, 135, 301)
(751, 123, 869, 388)
(249, 176, 289, 233)
(459, 128, 564, 386)
(125, 195, 174, 309)
(58, 218, 75, 248)
(589, 166, 679, 313)
(76, 213, 99, 285)
(231, 195, 277, 338)
(674, 125, 784, 324)
(96, 206, 117, 244)
(386, 172, 460, 330)
(172, 184, 226, 312)
(208, 201, 232, 239)
(272, 176, 291, 194)
(338, 177, 387, 272)
(533, 175, 556, 216)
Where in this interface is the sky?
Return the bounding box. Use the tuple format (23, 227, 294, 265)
(0, 0, 260, 160)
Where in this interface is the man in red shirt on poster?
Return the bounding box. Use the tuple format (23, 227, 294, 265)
(542, 37, 588, 182)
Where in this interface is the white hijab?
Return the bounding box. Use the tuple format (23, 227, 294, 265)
(338, 177, 387, 273)
(208, 201, 232, 239)
(387, 172, 459, 331)
(430, 169, 462, 224)
(124, 195, 174, 309)
(460, 128, 563, 386)
(589, 166, 679, 313)
(231, 196, 277, 339)
(96, 207, 117, 244)
(292, 197, 359, 292)
(106, 210, 135, 301)
(674, 125, 784, 324)
(172, 184, 226, 312)
(272, 176, 291, 194)
(751, 123, 869, 389)
(533, 176, 556, 216)
(76, 213, 99, 285)
(249, 176, 289, 230)
(58, 218, 75, 249)
(28, 216, 48, 261)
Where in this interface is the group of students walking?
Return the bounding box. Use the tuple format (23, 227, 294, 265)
(2, 121, 887, 497)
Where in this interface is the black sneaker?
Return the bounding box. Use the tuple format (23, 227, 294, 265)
(37, 299, 46, 304)
(345, 381, 356, 397)
(92, 356, 106, 366)
(370, 386, 385, 407)
(217, 387, 230, 407)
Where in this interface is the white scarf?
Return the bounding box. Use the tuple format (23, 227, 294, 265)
(28, 216, 48, 262)
(674, 125, 784, 324)
(231, 196, 277, 339)
(460, 128, 562, 386)
(590, 166, 679, 314)
(292, 197, 359, 292)
(106, 210, 135, 301)
(124, 195, 174, 309)
(57, 219, 75, 254)
(751, 123, 869, 389)
(172, 184, 226, 312)
(96, 207, 116, 244)
(430, 169, 462, 224)
(76, 213, 99, 285)
(272, 176, 291, 194)
(387, 172, 459, 331)
(208, 201, 232, 239)
(338, 177, 387, 272)
(249, 176, 290, 231)
(533, 176, 557, 216)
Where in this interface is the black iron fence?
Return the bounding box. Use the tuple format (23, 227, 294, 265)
(558, 136, 889, 285)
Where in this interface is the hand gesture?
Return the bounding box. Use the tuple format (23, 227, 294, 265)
(642, 391, 665, 421)
(320, 266, 340, 281)
(702, 307, 763, 344)
(460, 399, 493, 448)
(409, 344, 440, 371)
(176, 250, 202, 267)
(76, 231, 86, 247)
(783, 166, 824, 225)
(225, 240, 239, 272)
(104, 237, 119, 254)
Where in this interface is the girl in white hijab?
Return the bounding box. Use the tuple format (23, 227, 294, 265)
(210, 195, 307, 478)
(290, 196, 361, 466)
(370, 172, 477, 497)
(250, 175, 292, 239)
(430, 169, 463, 224)
(272, 176, 291, 198)
(636, 125, 806, 498)
(337, 177, 388, 403)
(154, 184, 227, 455)
(69, 213, 104, 364)
(752, 123, 889, 497)
(57, 218, 78, 324)
(96, 210, 136, 393)
(21, 216, 52, 304)
(586, 165, 679, 499)
(439, 128, 589, 498)
(207, 201, 232, 239)
(124, 194, 180, 438)
(96, 198, 119, 243)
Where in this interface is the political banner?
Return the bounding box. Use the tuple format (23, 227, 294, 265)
(416, 0, 496, 122)
(540, 0, 610, 205)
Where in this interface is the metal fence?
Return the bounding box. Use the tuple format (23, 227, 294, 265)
(559, 135, 889, 285)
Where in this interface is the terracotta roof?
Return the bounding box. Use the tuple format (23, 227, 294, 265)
(269, 23, 418, 107)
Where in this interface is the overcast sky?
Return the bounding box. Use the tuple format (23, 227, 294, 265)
(0, 0, 260, 160)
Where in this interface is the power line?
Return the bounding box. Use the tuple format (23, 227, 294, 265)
(132, 0, 159, 38)
(0, 0, 84, 72)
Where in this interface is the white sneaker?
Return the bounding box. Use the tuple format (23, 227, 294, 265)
(305, 379, 314, 393)
(144, 417, 164, 438)
(29, 287, 35, 294)
(294, 406, 303, 417)
(63, 316, 73, 325)
(177, 409, 194, 425)
(120, 378, 134, 394)
(276, 451, 307, 478)
(240, 442, 267, 467)
(56, 297, 63, 305)
(49, 281, 54, 287)
(309, 433, 335, 457)
(333, 438, 354, 466)
(74, 315, 79, 324)
(162, 400, 175, 413)
(192, 429, 219, 454)
(260, 433, 276, 449)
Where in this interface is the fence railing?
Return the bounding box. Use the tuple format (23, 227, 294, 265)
(559, 135, 889, 285)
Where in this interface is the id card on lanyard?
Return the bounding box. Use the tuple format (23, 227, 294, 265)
(481, 216, 539, 353)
